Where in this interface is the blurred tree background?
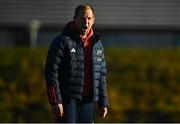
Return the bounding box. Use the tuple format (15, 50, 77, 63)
(0, 47, 180, 122)
(0, 0, 180, 122)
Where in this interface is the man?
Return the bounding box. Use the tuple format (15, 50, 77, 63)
(45, 4, 109, 123)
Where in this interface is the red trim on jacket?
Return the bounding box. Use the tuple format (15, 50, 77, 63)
(81, 28, 93, 96)
(48, 86, 57, 104)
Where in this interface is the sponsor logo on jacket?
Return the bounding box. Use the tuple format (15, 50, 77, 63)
(96, 50, 102, 62)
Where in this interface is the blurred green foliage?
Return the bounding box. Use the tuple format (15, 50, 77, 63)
(0, 47, 180, 122)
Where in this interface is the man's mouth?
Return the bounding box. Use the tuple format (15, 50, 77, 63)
(82, 25, 88, 31)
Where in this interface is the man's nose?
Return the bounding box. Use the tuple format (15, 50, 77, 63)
(83, 18, 88, 24)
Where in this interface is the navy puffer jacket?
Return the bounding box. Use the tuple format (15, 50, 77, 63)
(45, 22, 109, 107)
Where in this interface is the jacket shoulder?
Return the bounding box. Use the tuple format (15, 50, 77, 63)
(94, 39, 104, 49)
(49, 34, 71, 49)
(54, 34, 71, 44)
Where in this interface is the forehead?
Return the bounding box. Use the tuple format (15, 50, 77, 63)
(77, 8, 94, 17)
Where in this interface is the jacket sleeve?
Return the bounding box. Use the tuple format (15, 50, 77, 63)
(45, 37, 64, 105)
(98, 46, 109, 108)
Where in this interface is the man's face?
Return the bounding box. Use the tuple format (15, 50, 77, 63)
(74, 8, 95, 36)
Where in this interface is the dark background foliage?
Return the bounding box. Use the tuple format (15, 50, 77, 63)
(0, 48, 180, 122)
